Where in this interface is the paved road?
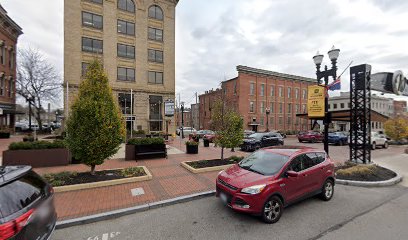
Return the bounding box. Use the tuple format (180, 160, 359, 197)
(53, 185, 407, 240)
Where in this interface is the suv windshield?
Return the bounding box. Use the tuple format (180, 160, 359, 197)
(0, 171, 47, 218)
(248, 133, 264, 140)
(238, 151, 290, 175)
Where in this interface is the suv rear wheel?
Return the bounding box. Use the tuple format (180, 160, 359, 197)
(371, 142, 376, 150)
(262, 196, 283, 224)
(320, 179, 334, 201)
(383, 142, 389, 149)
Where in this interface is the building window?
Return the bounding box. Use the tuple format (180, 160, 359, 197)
(117, 44, 135, 59)
(295, 88, 299, 99)
(270, 102, 274, 113)
(279, 117, 283, 125)
(148, 5, 163, 20)
(149, 95, 163, 131)
(148, 71, 163, 84)
(333, 103, 337, 109)
(279, 103, 283, 113)
(302, 104, 306, 113)
(117, 20, 135, 35)
(249, 82, 255, 95)
(287, 87, 291, 98)
(148, 27, 163, 41)
(118, 0, 135, 13)
(270, 117, 274, 126)
(8, 77, 13, 97)
(82, 62, 90, 76)
(249, 101, 255, 113)
(288, 103, 292, 113)
(82, 12, 103, 29)
(0, 44, 5, 65)
(148, 49, 163, 63)
(260, 101, 265, 114)
(287, 116, 291, 125)
(270, 86, 275, 96)
(279, 87, 283, 97)
(82, 37, 103, 54)
(0, 75, 4, 96)
(260, 117, 264, 126)
(303, 89, 307, 99)
(340, 103, 344, 109)
(233, 81, 237, 95)
(296, 104, 300, 113)
(117, 67, 135, 81)
(348, 103, 351, 108)
(9, 50, 14, 69)
(260, 84, 265, 96)
(118, 93, 133, 114)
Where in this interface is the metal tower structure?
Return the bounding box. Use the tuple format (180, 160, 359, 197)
(349, 64, 372, 164)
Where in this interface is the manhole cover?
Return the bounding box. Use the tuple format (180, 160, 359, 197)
(131, 187, 145, 196)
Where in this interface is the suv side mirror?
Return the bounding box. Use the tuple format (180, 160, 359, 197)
(286, 171, 299, 178)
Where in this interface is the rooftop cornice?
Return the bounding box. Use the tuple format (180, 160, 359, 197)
(0, 4, 23, 36)
(237, 65, 316, 83)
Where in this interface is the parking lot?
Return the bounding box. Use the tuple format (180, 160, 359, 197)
(53, 185, 408, 240)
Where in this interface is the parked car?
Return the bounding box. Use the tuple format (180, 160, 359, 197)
(348, 131, 389, 150)
(327, 132, 348, 146)
(240, 132, 284, 152)
(176, 127, 197, 137)
(216, 146, 335, 223)
(203, 132, 217, 143)
(0, 166, 57, 239)
(244, 130, 255, 138)
(196, 130, 215, 139)
(15, 122, 29, 131)
(297, 131, 324, 143)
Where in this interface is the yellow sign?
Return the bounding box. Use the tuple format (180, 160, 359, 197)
(307, 85, 325, 118)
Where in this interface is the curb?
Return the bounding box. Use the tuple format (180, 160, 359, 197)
(55, 190, 216, 229)
(335, 173, 403, 187)
(180, 161, 234, 173)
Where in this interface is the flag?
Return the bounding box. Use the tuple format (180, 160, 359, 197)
(327, 77, 341, 91)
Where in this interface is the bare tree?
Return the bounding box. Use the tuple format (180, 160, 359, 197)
(17, 48, 60, 130)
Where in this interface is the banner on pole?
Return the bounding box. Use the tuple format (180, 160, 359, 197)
(308, 85, 325, 118)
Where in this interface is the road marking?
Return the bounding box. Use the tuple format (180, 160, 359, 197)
(102, 233, 109, 240)
(87, 232, 120, 240)
(131, 187, 145, 196)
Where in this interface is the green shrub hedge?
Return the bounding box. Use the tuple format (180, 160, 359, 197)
(9, 140, 66, 150)
(127, 137, 164, 145)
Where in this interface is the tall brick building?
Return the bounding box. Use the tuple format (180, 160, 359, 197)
(64, 0, 178, 134)
(0, 5, 23, 130)
(199, 66, 315, 132)
(393, 100, 407, 117)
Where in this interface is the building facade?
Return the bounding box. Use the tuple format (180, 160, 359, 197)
(328, 92, 394, 132)
(64, 0, 178, 134)
(393, 100, 407, 117)
(0, 5, 22, 131)
(199, 66, 316, 132)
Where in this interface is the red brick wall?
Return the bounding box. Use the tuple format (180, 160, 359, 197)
(0, 30, 17, 105)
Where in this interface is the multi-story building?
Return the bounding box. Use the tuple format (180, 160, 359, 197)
(174, 108, 192, 129)
(0, 4, 22, 131)
(199, 66, 316, 132)
(64, 0, 178, 134)
(328, 92, 394, 132)
(190, 103, 199, 130)
(393, 100, 407, 117)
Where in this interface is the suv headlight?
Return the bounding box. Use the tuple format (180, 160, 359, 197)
(241, 184, 266, 194)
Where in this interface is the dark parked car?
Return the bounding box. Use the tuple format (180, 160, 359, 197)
(240, 132, 284, 152)
(0, 166, 56, 240)
(216, 146, 335, 223)
(327, 132, 348, 145)
(298, 131, 324, 143)
(195, 130, 215, 139)
(203, 132, 217, 143)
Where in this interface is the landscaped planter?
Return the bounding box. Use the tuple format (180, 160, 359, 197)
(125, 144, 136, 160)
(2, 148, 71, 168)
(181, 156, 244, 173)
(186, 144, 198, 154)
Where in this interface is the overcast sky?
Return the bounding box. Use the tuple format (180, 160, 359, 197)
(2, 0, 408, 108)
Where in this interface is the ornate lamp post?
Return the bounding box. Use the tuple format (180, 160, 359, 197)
(180, 101, 185, 139)
(313, 46, 340, 154)
(265, 107, 270, 132)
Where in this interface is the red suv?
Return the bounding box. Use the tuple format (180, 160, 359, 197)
(216, 146, 335, 223)
(298, 131, 324, 143)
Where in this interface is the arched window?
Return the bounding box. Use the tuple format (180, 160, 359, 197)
(148, 5, 163, 20)
(118, 0, 135, 13)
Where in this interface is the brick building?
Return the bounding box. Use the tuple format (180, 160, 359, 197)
(0, 4, 23, 130)
(64, 0, 179, 134)
(199, 66, 315, 132)
(393, 100, 407, 117)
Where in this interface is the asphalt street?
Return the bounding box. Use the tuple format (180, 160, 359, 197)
(53, 185, 408, 240)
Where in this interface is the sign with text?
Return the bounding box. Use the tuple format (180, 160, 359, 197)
(164, 100, 175, 116)
(307, 85, 325, 118)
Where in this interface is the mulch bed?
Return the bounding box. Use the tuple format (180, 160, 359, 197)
(186, 157, 243, 169)
(43, 168, 146, 187)
(335, 163, 396, 182)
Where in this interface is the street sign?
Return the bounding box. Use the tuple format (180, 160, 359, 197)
(124, 116, 136, 121)
(307, 85, 325, 118)
(164, 100, 175, 116)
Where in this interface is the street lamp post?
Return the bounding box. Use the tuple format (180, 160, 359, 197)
(265, 108, 270, 132)
(313, 46, 340, 155)
(181, 101, 185, 139)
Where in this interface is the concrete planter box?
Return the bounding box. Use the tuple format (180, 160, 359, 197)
(2, 148, 71, 168)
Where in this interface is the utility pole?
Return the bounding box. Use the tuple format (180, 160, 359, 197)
(181, 102, 185, 138)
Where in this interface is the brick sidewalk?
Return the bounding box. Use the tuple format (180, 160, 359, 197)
(34, 138, 248, 221)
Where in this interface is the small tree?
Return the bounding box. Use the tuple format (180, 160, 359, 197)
(65, 60, 125, 175)
(384, 117, 408, 142)
(211, 99, 243, 160)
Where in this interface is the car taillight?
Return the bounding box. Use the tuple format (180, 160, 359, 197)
(0, 209, 35, 240)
